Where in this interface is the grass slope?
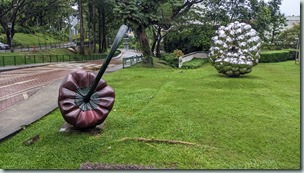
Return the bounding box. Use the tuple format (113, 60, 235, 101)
(13, 33, 62, 46)
(0, 61, 300, 169)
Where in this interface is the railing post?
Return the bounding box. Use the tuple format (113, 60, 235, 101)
(24, 55, 26, 65)
(2, 56, 4, 67)
(14, 56, 16, 65)
(34, 55, 36, 64)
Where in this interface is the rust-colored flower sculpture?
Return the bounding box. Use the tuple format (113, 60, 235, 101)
(58, 70, 115, 129)
(57, 25, 128, 129)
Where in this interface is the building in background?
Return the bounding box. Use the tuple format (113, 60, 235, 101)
(284, 15, 300, 30)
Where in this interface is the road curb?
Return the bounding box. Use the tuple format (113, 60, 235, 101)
(0, 63, 50, 72)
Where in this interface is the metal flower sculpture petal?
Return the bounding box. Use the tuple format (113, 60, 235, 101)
(209, 21, 261, 77)
(58, 70, 115, 129)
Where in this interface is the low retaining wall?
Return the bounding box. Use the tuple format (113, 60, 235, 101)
(178, 51, 208, 68)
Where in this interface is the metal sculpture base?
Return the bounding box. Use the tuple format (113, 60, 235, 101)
(59, 122, 104, 134)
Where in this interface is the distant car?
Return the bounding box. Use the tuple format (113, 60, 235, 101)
(0, 42, 10, 50)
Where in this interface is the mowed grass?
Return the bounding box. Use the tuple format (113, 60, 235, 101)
(13, 33, 63, 46)
(0, 61, 300, 169)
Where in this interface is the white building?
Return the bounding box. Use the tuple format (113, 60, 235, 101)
(284, 15, 300, 29)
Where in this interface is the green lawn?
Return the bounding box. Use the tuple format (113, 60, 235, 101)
(9, 33, 63, 46)
(0, 61, 300, 169)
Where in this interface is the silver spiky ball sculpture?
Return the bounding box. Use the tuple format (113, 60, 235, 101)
(209, 21, 261, 77)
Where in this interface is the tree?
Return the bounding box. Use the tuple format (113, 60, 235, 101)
(18, 0, 74, 30)
(0, 0, 29, 51)
(164, 23, 214, 53)
(276, 23, 300, 49)
(114, 0, 204, 65)
(95, 0, 120, 53)
(267, 0, 286, 43)
(78, 0, 85, 54)
(250, 1, 271, 41)
(201, 0, 286, 44)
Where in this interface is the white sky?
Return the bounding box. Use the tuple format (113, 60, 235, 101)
(280, 0, 300, 16)
(264, 0, 300, 16)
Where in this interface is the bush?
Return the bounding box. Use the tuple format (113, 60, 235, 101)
(0, 34, 6, 43)
(163, 49, 184, 68)
(164, 24, 215, 54)
(289, 50, 299, 60)
(164, 54, 179, 68)
(259, 50, 295, 63)
(172, 49, 184, 57)
(182, 58, 209, 69)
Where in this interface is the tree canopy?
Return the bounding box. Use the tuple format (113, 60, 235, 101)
(0, 0, 288, 55)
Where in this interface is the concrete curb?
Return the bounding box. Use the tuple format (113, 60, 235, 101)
(0, 63, 51, 72)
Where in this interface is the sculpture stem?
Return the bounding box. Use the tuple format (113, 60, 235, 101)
(83, 25, 128, 103)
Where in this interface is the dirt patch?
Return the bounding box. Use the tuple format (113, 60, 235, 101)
(80, 162, 158, 170)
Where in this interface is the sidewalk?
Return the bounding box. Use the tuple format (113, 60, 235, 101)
(0, 49, 142, 141)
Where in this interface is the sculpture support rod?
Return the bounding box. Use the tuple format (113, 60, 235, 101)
(84, 25, 128, 102)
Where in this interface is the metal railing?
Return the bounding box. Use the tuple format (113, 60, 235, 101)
(122, 55, 143, 68)
(0, 42, 76, 53)
(0, 54, 103, 67)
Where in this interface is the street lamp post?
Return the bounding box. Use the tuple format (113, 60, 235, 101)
(7, 22, 13, 52)
(295, 38, 299, 63)
(124, 34, 129, 50)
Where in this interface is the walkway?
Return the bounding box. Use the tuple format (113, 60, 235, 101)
(0, 49, 141, 141)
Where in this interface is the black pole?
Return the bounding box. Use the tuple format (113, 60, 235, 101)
(83, 25, 128, 103)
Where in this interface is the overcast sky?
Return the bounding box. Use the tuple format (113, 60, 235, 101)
(280, 0, 300, 16)
(262, 0, 300, 16)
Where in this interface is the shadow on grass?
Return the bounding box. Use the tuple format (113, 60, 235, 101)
(208, 73, 262, 80)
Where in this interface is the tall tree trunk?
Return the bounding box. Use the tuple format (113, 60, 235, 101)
(101, 5, 107, 53)
(151, 26, 157, 56)
(98, 8, 102, 53)
(135, 25, 153, 65)
(78, 0, 85, 55)
(92, 3, 97, 53)
(88, 0, 93, 55)
(155, 26, 162, 57)
(6, 29, 14, 52)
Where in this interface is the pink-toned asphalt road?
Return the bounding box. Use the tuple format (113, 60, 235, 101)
(0, 59, 123, 112)
(0, 50, 141, 113)
(0, 66, 73, 112)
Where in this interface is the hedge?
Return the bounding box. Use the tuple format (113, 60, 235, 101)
(259, 50, 298, 63)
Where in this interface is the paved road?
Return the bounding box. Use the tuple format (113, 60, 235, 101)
(0, 49, 141, 112)
(0, 66, 73, 112)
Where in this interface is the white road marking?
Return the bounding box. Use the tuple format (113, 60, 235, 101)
(0, 79, 36, 89)
(0, 86, 42, 101)
(22, 92, 28, 99)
